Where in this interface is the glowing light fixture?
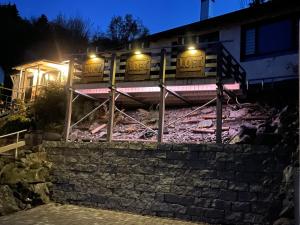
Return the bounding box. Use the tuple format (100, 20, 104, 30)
(89, 54, 97, 59)
(134, 50, 142, 55)
(187, 46, 196, 50)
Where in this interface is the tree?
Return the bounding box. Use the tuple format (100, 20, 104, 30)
(107, 14, 149, 45)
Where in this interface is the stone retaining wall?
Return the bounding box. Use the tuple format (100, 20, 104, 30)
(44, 141, 288, 225)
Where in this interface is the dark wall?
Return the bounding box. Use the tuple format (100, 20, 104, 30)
(45, 141, 289, 225)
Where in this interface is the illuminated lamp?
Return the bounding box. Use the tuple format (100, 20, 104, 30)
(89, 53, 97, 59)
(187, 46, 196, 50)
(134, 50, 142, 55)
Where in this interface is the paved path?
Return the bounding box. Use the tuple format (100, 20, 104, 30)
(0, 203, 207, 225)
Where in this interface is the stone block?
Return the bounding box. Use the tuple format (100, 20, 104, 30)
(211, 199, 231, 210)
(164, 194, 194, 206)
(225, 212, 243, 223)
(228, 182, 249, 191)
(205, 208, 225, 219)
(244, 213, 264, 224)
(166, 151, 187, 160)
(232, 202, 250, 213)
(187, 206, 204, 217)
(238, 191, 257, 201)
(220, 190, 237, 201)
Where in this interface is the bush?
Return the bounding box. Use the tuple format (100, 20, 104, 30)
(0, 114, 31, 135)
(31, 83, 66, 131)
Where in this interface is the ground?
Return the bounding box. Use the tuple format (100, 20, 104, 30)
(0, 203, 207, 225)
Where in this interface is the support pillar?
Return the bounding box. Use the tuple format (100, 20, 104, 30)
(158, 49, 167, 143)
(63, 59, 74, 141)
(17, 69, 23, 100)
(216, 43, 223, 144)
(216, 82, 223, 143)
(107, 53, 117, 142)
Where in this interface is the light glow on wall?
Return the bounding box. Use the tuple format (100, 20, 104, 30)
(76, 83, 240, 95)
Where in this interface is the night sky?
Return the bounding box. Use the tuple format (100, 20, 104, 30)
(1, 0, 245, 34)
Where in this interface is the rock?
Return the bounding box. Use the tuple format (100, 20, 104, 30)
(43, 132, 61, 141)
(238, 134, 252, 144)
(200, 108, 214, 114)
(229, 108, 248, 118)
(198, 120, 213, 128)
(255, 133, 280, 145)
(240, 124, 257, 137)
(0, 185, 20, 216)
(30, 183, 50, 204)
(25, 131, 43, 146)
(273, 218, 293, 225)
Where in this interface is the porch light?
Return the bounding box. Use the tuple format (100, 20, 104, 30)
(89, 54, 97, 59)
(134, 50, 142, 55)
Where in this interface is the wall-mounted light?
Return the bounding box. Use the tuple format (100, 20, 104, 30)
(134, 50, 142, 55)
(89, 54, 97, 59)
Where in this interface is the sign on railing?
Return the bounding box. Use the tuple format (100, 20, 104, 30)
(125, 54, 151, 81)
(176, 49, 206, 78)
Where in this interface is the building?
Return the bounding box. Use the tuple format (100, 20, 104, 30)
(145, 0, 299, 83)
(10, 1, 299, 103)
(10, 60, 69, 102)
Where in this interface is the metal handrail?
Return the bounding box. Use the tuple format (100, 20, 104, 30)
(0, 129, 27, 158)
(0, 129, 27, 139)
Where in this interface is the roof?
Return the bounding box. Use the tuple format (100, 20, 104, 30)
(13, 59, 68, 71)
(148, 0, 300, 41)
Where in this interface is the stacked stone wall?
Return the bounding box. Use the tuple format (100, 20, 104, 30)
(45, 141, 288, 225)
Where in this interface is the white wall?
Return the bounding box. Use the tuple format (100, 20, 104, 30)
(220, 25, 298, 81)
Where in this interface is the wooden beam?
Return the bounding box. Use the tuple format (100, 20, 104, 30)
(164, 86, 193, 106)
(107, 53, 117, 142)
(0, 141, 25, 154)
(158, 49, 167, 143)
(115, 89, 149, 107)
(63, 59, 74, 141)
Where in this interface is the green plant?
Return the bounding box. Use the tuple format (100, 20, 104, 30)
(0, 114, 31, 135)
(31, 82, 66, 131)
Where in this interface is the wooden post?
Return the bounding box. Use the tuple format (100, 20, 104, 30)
(15, 132, 19, 159)
(107, 53, 117, 142)
(17, 69, 23, 100)
(63, 59, 74, 141)
(158, 49, 167, 143)
(216, 44, 223, 144)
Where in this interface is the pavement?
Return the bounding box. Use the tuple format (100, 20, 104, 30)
(0, 203, 206, 225)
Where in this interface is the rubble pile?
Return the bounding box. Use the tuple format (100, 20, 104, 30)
(0, 147, 52, 216)
(70, 102, 277, 144)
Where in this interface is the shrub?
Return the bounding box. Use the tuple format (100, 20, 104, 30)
(31, 83, 66, 131)
(0, 114, 31, 135)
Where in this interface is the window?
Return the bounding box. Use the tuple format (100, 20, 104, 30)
(242, 19, 297, 60)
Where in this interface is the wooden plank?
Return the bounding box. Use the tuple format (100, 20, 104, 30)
(206, 55, 217, 60)
(91, 124, 107, 134)
(205, 63, 217, 68)
(0, 141, 25, 154)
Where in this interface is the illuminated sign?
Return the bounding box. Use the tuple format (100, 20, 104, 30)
(82, 58, 105, 78)
(125, 54, 151, 81)
(176, 49, 206, 78)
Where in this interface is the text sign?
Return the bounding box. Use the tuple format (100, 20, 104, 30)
(125, 54, 151, 81)
(176, 50, 206, 78)
(82, 58, 105, 78)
